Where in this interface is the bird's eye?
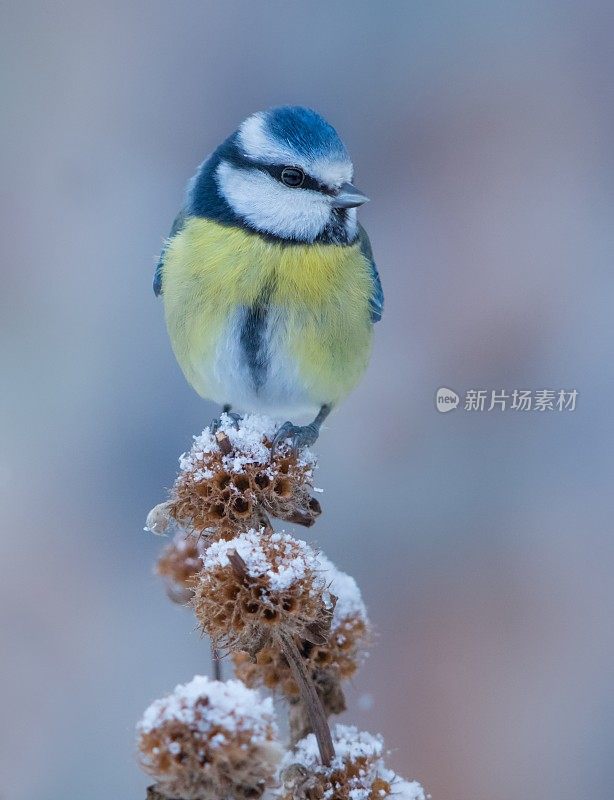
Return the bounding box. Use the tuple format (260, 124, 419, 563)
(280, 167, 305, 187)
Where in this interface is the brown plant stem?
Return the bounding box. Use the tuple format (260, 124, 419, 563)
(256, 507, 274, 533)
(215, 430, 232, 455)
(284, 509, 317, 527)
(227, 548, 248, 580)
(226, 549, 335, 766)
(211, 642, 222, 681)
(277, 629, 335, 766)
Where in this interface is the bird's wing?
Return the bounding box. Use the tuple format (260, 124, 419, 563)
(358, 223, 384, 323)
(153, 207, 187, 296)
(154, 154, 215, 296)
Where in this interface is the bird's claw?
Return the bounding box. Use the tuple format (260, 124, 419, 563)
(271, 421, 319, 457)
(210, 411, 242, 433)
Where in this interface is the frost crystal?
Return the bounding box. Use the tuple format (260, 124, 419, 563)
(203, 529, 321, 593)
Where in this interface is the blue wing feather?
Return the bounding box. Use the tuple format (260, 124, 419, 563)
(153, 208, 187, 296)
(358, 224, 383, 323)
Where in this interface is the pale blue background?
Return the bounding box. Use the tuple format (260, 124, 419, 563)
(2, 2, 613, 799)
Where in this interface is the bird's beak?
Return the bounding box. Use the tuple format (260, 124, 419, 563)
(331, 182, 370, 209)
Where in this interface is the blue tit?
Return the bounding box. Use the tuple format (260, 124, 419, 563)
(154, 106, 383, 449)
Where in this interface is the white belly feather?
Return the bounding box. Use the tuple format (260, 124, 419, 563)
(198, 305, 320, 421)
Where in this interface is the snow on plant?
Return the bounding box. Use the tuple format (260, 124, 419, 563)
(191, 528, 331, 653)
(137, 676, 282, 800)
(277, 725, 426, 800)
(167, 414, 321, 538)
(233, 554, 370, 741)
(140, 414, 426, 800)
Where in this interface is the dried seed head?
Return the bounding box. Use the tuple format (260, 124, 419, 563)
(168, 415, 321, 537)
(316, 555, 370, 680)
(137, 675, 283, 800)
(233, 555, 370, 705)
(277, 725, 426, 800)
(191, 529, 328, 653)
(156, 531, 206, 604)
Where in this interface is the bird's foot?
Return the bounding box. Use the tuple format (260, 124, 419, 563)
(272, 421, 320, 456)
(210, 411, 242, 433)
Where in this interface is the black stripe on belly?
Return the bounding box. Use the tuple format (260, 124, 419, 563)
(240, 303, 269, 391)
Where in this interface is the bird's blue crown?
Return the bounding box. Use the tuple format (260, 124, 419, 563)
(262, 106, 349, 164)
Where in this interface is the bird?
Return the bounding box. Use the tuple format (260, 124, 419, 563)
(154, 105, 383, 450)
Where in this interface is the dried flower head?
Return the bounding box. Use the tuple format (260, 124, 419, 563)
(156, 531, 206, 604)
(277, 724, 425, 800)
(137, 675, 283, 800)
(315, 555, 370, 679)
(233, 555, 369, 707)
(168, 414, 321, 537)
(191, 529, 330, 654)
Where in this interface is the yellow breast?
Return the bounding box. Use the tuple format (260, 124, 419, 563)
(161, 217, 374, 409)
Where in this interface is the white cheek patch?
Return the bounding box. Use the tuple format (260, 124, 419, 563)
(216, 161, 332, 241)
(344, 207, 358, 241)
(238, 113, 353, 188)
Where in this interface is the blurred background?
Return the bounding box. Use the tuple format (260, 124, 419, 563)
(2, 1, 614, 798)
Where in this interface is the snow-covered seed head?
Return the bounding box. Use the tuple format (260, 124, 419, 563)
(156, 531, 206, 604)
(191, 529, 331, 653)
(168, 415, 321, 538)
(233, 555, 369, 706)
(314, 555, 370, 680)
(277, 725, 426, 800)
(137, 676, 283, 800)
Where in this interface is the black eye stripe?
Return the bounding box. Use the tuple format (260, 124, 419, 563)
(254, 163, 335, 195)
